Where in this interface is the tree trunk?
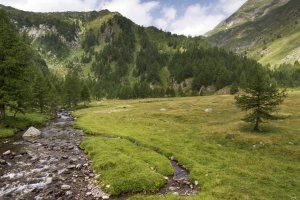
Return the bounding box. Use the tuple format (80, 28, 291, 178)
(0, 104, 5, 121)
(254, 117, 260, 132)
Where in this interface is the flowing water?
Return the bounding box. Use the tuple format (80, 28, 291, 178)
(0, 111, 197, 199)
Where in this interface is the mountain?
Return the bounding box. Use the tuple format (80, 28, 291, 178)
(0, 4, 273, 98)
(207, 0, 300, 66)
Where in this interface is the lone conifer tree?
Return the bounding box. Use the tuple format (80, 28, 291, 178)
(235, 66, 287, 132)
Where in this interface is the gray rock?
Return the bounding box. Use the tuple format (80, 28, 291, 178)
(23, 127, 41, 140)
(3, 150, 11, 156)
(169, 186, 176, 191)
(61, 184, 71, 190)
(102, 195, 110, 199)
(0, 159, 6, 164)
(67, 165, 76, 169)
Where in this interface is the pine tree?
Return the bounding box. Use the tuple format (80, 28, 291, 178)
(64, 70, 81, 108)
(33, 69, 49, 113)
(230, 82, 239, 94)
(235, 67, 287, 132)
(0, 10, 31, 120)
(81, 83, 91, 106)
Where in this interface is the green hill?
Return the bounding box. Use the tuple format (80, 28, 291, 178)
(207, 0, 300, 66)
(1, 4, 266, 98)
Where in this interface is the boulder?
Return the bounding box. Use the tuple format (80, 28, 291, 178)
(23, 127, 41, 140)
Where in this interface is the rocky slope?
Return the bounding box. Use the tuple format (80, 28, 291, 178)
(207, 0, 300, 66)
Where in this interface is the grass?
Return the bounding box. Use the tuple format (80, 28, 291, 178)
(81, 137, 173, 195)
(74, 91, 300, 199)
(0, 112, 51, 138)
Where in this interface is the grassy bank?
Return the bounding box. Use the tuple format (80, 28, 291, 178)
(0, 112, 51, 138)
(74, 91, 300, 199)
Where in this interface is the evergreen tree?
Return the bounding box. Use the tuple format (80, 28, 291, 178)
(235, 67, 287, 132)
(33, 69, 49, 113)
(230, 82, 239, 94)
(0, 10, 31, 120)
(81, 83, 91, 106)
(64, 70, 81, 107)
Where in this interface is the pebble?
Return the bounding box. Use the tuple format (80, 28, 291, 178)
(61, 184, 71, 190)
(0, 159, 6, 164)
(169, 186, 176, 191)
(66, 191, 73, 196)
(67, 165, 76, 169)
(3, 150, 11, 156)
(102, 195, 110, 199)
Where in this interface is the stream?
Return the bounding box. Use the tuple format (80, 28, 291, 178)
(0, 111, 197, 199)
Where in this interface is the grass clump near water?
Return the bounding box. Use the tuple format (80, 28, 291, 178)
(0, 112, 51, 138)
(74, 91, 300, 199)
(81, 136, 173, 195)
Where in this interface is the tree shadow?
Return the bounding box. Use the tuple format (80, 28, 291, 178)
(238, 123, 286, 134)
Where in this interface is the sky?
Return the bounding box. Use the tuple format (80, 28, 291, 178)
(0, 0, 247, 36)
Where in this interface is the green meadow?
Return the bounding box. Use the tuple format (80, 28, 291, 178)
(74, 91, 300, 199)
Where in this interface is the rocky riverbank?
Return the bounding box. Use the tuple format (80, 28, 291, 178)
(0, 111, 108, 200)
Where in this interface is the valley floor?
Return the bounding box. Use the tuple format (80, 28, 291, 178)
(74, 91, 300, 200)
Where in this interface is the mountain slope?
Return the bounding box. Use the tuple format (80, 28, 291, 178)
(207, 0, 300, 66)
(0, 4, 268, 98)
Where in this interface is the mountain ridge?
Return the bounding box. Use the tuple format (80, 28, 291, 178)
(207, 0, 300, 66)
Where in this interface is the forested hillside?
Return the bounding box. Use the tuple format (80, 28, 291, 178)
(207, 0, 300, 66)
(0, 4, 268, 99)
(1, 4, 299, 102)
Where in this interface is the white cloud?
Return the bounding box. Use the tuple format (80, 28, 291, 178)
(0, 0, 100, 12)
(170, 4, 225, 36)
(156, 0, 246, 36)
(162, 7, 176, 21)
(155, 6, 177, 30)
(100, 0, 159, 26)
(218, 0, 247, 14)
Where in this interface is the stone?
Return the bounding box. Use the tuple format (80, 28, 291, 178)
(194, 180, 199, 185)
(102, 195, 110, 199)
(0, 159, 6, 164)
(61, 184, 71, 190)
(66, 191, 73, 196)
(173, 192, 179, 196)
(75, 164, 82, 170)
(23, 127, 41, 140)
(3, 150, 11, 156)
(67, 165, 76, 170)
(169, 186, 176, 191)
(204, 108, 213, 113)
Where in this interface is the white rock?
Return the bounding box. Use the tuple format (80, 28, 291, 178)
(194, 180, 199, 185)
(160, 108, 167, 111)
(61, 184, 71, 190)
(3, 150, 11, 156)
(23, 127, 41, 139)
(102, 195, 110, 200)
(204, 108, 213, 113)
(105, 184, 110, 188)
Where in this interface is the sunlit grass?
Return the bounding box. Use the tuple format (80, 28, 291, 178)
(74, 91, 300, 199)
